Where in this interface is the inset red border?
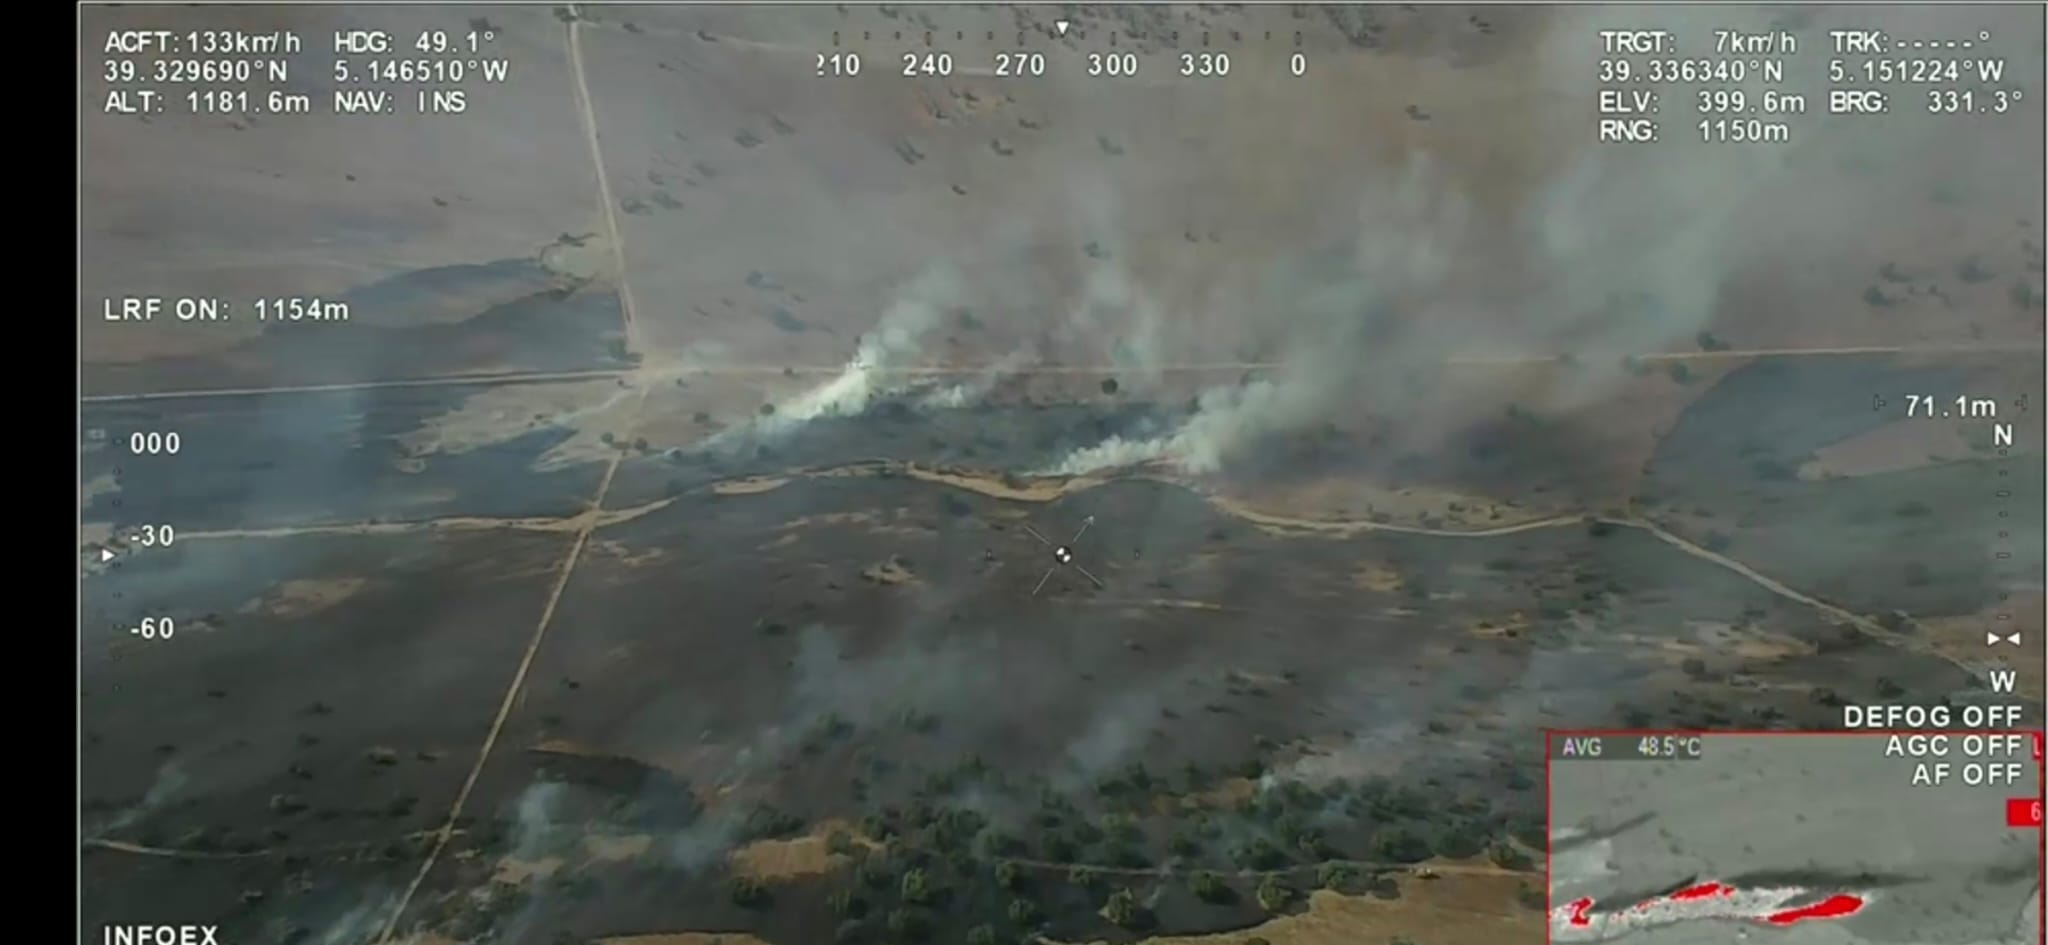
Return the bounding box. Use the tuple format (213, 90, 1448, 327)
(1544, 729, 2046, 945)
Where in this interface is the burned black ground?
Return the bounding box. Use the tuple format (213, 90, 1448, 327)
(81, 355, 2039, 945)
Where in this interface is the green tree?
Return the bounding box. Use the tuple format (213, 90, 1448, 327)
(900, 867, 937, 906)
(1102, 888, 1142, 928)
(1488, 841, 1533, 871)
(1437, 822, 1484, 859)
(1374, 827, 1431, 863)
(885, 907, 931, 942)
(1006, 897, 1042, 926)
(965, 924, 998, 945)
(983, 829, 1025, 857)
(1255, 876, 1293, 913)
(1190, 870, 1232, 904)
(858, 858, 893, 890)
(826, 889, 868, 918)
(1234, 838, 1287, 871)
(1069, 865, 1102, 889)
(726, 876, 770, 909)
(994, 860, 1023, 890)
(1318, 862, 1358, 890)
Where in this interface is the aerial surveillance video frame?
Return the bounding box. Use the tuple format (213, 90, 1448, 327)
(80, 3, 2045, 945)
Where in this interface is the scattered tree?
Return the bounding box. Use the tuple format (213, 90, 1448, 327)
(827, 889, 868, 918)
(1255, 876, 1294, 913)
(1102, 888, 1143, 928)
(741, 804, 804, 840)
(1234, 838, 1288, 871)
(726, 876, 770, 909)
(1373, 827, 1431, 864)
(1489, 841, 1534, 871)
(1318, 862, 1358, 890)
(899, 867, 938, 906)
(884, 907, 931, 942)
(858, 859, 894, 890)
(1006, 897, 1042, 926)
(1190, 870, 1233, 904)
(994, 860, 1023, 891)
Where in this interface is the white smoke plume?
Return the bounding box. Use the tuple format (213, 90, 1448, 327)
(93, 760, 187, 836)
(1042, 155, 1467, 476)
(774, 264, 966, 420)
(1030, 1, 2028, 479)
(709, 263, 969, 445)
(310, 891, 400, 945)
(918, 349, 1030, 410)
(507, 781, 568, 860)
(1068, 262, 1172, 389)
(1042, 86, 1928, 472)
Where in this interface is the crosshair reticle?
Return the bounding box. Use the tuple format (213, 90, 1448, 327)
(1023, 515, 1105, 597)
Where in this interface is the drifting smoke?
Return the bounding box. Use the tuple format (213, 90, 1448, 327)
(94, 760, 187, 836)
(1068, 262, 1172, 389)
(918, 350, 1031, 410)
(506, 781, 569, 860)
(718, 264, 969, 445)
(1040, 154, 1475, 476)
(664, 807, 745, 872)
(1056, 687, 1171, 787)
(1038, 4, 1956, 478)
(309, 891, 400, 945)
(785, 622, 993, 726)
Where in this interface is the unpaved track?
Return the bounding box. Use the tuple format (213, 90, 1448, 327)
(106, 456, 1944, 667)
(374, 11, 654, 941)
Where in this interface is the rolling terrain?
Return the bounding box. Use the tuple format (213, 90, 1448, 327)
(81, 4, 2044, 945)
